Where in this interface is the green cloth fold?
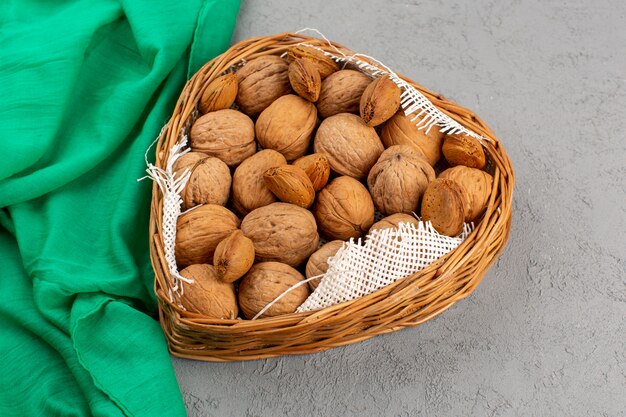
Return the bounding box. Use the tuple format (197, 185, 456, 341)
(0, 1, 239, 415)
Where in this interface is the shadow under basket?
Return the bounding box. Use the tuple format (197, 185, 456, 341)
(149, 32, 515, 362)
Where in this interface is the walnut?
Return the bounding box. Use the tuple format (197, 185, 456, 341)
(314, 176, 375, 240)
(292, 153, 331, 192)
(438, 166, 493, 222)
(442, 133, 486, 169)
(289, 58, 321, 102)
(305, 240, 344, 291)
(421, 178, 465, 236)
(180, 264, 238, 319)
(238, 262, 310, 319)
(287, 45, 339, 79)
(179, 156, 231, 210)
(189, 109, 256, 167)
(231, 150, 287, 216)
(175, 204, 240, 267)
(367, 145, 435, 215)
(360, 75, 401, 126)
(198, 73, 238, 114)
(316, 70, 372, 118)
(369, 213, 420, 234)
(235, 55, 291, 117)
(263, 165, 315, 208)
(314, 113, 384, 179)
(172, 151, 207, 177)
(213, 230, 255, 283)
(255, 94, 317, 161)
(381, 111, 444, 166)
(241, 202, 319, 267)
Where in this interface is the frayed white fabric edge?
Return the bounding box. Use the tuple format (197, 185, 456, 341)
(293, 28, 485, 140)
(138, 130, 193, 308)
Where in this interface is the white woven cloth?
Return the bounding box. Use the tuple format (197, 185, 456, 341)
(296, 221, 473, 312)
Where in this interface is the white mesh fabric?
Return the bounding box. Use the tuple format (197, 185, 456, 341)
(296, 221, 473, 312)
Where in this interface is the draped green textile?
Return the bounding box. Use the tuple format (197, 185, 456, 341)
(0, 1, 239, 415)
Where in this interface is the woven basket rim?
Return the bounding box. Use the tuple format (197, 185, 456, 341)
(148, 32, 514, 361)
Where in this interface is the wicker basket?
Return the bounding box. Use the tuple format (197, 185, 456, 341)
(149, 32, 514, 362)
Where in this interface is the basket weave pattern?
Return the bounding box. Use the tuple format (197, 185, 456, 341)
(149, 33, 514, 362)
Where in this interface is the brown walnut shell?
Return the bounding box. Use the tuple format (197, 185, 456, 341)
(305, 240, 344, 291)
(314, 176, 375, 240)
(198, 73, 238, 114)
(231, 150, 288, 216)
(175, 204, 240, 267)
(360, 75, 401, 126)
(292, 153, 331, 191)
(316, 70, 372, 118)
(263, 165, 315, 208)
(189, 109, 256, 167)
(289, 59, 321, 102)
(255, 94, 317, 161)
(421, 178, 465, 237)
(381, 111, 444, 166)
(179, 156, 231, 210)
(238, 262, 310, 319)
(369, 213, 420, 234)
(172, 151, 208, 177)
(367, 145, 435, 215)
(241, 202, 319, 267)
(213, 230, 255, 283)
(314, 113, 384, 179)
(235, 55, 291, 117)
(180, 264, 238, 319)
(439, 166, 493, 222)
(442, 133, 486, 169)
(287, 45, 339, 79)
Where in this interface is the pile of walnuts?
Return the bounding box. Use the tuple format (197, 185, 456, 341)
(173, 46, 494, 320)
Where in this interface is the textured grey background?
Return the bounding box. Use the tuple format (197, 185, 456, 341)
(172, 0, 626, 415)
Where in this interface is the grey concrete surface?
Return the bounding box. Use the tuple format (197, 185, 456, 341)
(172, 0, 626, 415)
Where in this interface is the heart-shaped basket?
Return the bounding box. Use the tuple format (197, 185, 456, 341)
(149, 32, 514, 362)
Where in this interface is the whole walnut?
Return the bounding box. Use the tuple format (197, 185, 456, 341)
(231, 150, 287, 215)
(292, 153, 331, 191)
(241, 202, 319, 267)
(439, 165, 493, 222)
(235, 55, 291, 117)
(367, 145, 435, 215)
(255, 94, 317, 161)
(190, 109, 256, 167)
(238, 262, 310, 319)
(381, 111, 444, 166)
(314, 176, 375, 240)
(288, 45, 339, 79)
(316, 70, 372, 118)
(305, 240, 344, 291)
(421, 178, 465, 237)
(369, 213, 420, 234)
(442, 133, 486, 169)
(172, 151, 207, 177)
(180, 264, 238, 319)
(175, 204, 240, 267)
(198, 73, 238, 114)
(314, 113, 384, 179)
(178, 156, 231, 210)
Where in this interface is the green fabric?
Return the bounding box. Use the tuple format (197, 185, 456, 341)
(0, 1, 239, 416)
